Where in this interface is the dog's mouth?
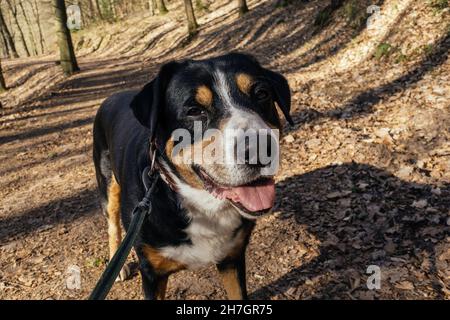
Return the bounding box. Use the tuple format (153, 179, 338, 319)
(193, 166, 275, 217)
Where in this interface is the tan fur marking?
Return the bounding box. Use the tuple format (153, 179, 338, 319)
(142, 245, 185, 275)
(165, 138, 204, 189)
(219, 268, 244, 300)
(236, 74, 282, 132)
(271, 103, 284, 134)
(107, 175, 122, 260)
(218, 223, 253, 300)
(236, 73, 253, 95)
(195, 85, 213, 108)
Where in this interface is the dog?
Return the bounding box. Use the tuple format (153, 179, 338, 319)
(92, 53, 292, 300)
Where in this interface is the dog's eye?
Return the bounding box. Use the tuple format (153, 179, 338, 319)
(186, 106, 205, 117)
(254, 86, 270, 101)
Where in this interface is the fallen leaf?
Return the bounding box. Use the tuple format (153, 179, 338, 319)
(395, 281, 414, 290)
(412, 199, 428, 209)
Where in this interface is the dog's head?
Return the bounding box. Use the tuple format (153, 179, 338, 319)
(131, 53, 292, 218)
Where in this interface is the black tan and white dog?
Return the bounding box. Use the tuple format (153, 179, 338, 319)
(92, 53, 292, 300)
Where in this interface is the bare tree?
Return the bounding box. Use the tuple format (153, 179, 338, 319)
(109, 0, 117, 19)
(0, 6, 18, 58)
(0, 57, 6, 93)
(28, 0, 45, 54)
(148, 0, 156, 15)
(237, 0, 248, 17)
(5, 0, 31, 56)
(95, 0, 104, 19)
(54, 0, 79, 75)
(0, 28, 9, 56)
(18, 1, 38, 55)
(183, 0, 197, 36)
(88, 0, 100, 19)
(156, 0, 167, 14)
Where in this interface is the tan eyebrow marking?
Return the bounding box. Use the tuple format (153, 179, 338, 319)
(235, 73, 254, 95)
(195, 85, 213, 108)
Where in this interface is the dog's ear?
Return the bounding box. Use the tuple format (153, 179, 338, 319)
(130, 61, 181, 137)
(263, 69, 293, 125)
(235, 53, 293, 125)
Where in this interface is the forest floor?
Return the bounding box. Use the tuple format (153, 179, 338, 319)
(0, 0, 449, 300)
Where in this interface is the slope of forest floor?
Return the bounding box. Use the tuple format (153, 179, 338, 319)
(0, 0, 449, 299)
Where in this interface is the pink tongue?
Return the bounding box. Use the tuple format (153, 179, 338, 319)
(223, 180, 275, 212)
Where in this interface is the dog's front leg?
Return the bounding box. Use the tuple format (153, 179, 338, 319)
(217, 253, 248, 300)
(138, 257, 168, 300)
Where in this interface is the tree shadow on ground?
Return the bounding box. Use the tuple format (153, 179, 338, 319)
(0, 188, 98, 244)
(276, 0, 385, 73)
(0, 104, 95, 126)
(288, 30, 450, 131)
(0, 116, 94, 145)
(0, 2, 320, 145)
(0, 144, 90, 177)
(1, 0, 370, 120)
(145, 0, 369, 71)
(6, 62, 58, 89)
(1, 58, 57, 72)
(0, 62, 158, 145)
(250, 162, 449, 299)
(181, 0, 332, 64)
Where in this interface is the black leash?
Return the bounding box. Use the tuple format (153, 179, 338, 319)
(88, 165, 159, 300)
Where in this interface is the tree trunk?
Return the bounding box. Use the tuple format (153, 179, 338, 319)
(183, 0, 198, 36)
(88, 0, 99, 20)
(31, 0, 46, 54)
(0, 29, 10, 57)
(238, 0, 248, 17)
(95, 0, 104, 19)
(19, 1, 38, 55)
(141, 0, 147, 11)
(109, 0, 117, 20)
(330, 0, 345, 9)
(149, 0, 156, 15)
(54, 0, 80, 75)
(0, 8, 18, 58)
(5, 0, 31, 57)
(0, 58, 7, 94)
(156, 0, 168, 14)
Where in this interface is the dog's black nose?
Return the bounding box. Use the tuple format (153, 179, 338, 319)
(241, 132, 274, 167)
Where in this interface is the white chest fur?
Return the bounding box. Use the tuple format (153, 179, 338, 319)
(159, 164, 244, 269)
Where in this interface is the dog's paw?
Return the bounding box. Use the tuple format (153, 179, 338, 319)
(115, 264, 131, 282)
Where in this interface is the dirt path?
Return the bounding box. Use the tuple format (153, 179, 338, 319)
(0, 0, 449, 299)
